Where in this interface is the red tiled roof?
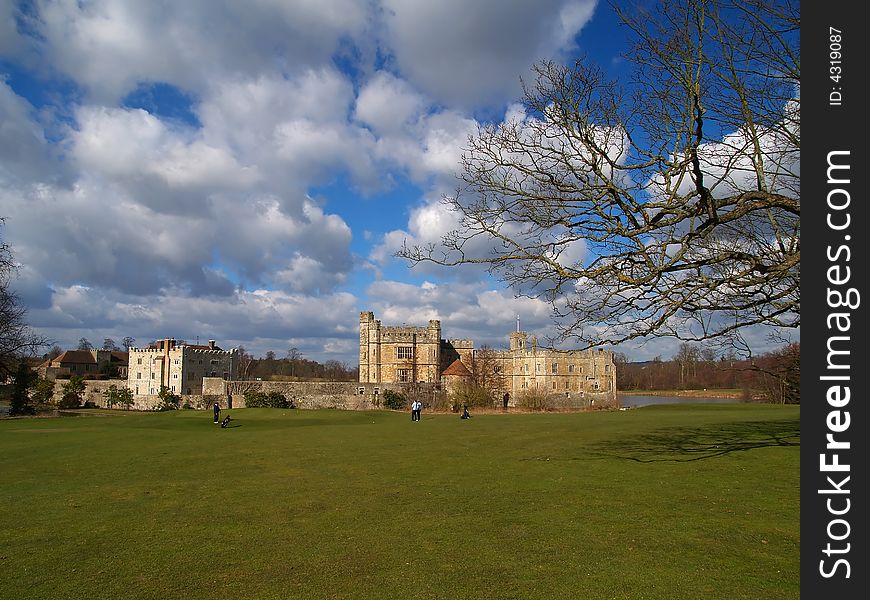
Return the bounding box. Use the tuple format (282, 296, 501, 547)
(441, 359, 472, 377)
(54, 350, 97, 365)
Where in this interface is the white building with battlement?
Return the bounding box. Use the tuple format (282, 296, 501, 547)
(127, 338, 239, 396)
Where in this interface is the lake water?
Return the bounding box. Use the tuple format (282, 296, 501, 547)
(619, 395, 743, 408)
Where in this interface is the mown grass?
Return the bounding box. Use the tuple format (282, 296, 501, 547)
(0, 404, 799, 599)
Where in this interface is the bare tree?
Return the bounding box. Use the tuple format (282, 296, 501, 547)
(1, 218, 48, 377)
(286, 347, 302, 378)
(472, 345, 506, 403)
(237, 345, 254, 380)
(400, 0, 799, 352)
(674, 343, 700, 387)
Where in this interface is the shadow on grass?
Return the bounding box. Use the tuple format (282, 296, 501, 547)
(588, 419, 799, 462)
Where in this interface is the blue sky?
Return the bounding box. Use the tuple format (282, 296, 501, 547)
(0, 0, 791, 365)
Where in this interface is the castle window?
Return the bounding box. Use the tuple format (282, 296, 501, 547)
(397, 347, 413, 359)
(552, 381, 557, 389)
(568, 364, 575, 373)
(397, 369, 411, 382)
(136, 372, 141, 379)
(605, 364, 611, 373)
(536, 363, 540, 373)
(551, 363, 558, 374)
(137, 358, 142, 365)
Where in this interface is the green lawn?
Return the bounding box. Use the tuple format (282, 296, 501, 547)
(0, 404, 799, 599)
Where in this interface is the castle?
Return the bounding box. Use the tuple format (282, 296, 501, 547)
(358, 311, 616, 404)
(127, 338, 239, 396)
(36, 314, 614, 410)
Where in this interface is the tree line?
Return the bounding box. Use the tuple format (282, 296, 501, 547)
(238, 347, 358, 382)
(616, 342, 799, 404)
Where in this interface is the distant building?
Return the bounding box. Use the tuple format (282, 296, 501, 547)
(39, 350, 129, 380)
(358, 311, 617, 404)
(127, 338, 239, 396)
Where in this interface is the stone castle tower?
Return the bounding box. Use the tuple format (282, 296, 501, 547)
(359, 311, 442, 384)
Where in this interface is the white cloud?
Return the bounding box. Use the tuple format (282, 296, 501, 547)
(355, 71, 426, 136)
(31, 0, 373, 102)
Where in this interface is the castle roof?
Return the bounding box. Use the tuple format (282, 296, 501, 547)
(441, 359, 472, 377)
(52, 350, 97, 365)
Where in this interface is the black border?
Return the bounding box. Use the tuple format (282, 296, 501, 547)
(801, 2, 867, 596)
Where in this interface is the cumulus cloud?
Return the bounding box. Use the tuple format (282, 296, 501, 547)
(380, 0, 597, 108)
(1, 0, 645, 365)
(28, 0, 372, 102)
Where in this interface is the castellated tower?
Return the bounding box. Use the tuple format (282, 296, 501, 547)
(509, 331, 528, 352)
(359, 311, 442, 384)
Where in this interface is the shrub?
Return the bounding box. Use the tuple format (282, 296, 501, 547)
(245, 390, 293, 408)
(515, 389, 554, 411)
(103, 384, 134, 409)
(31, 377, 56, 407)
(155, 386, 180, 411)
(381, 389, 407, 410)
(448, 381, 494, 411)
(244, 391, 268, 408)
(58, 392, 81, 409)
(266, 391, 289, 408)
(59, 375, 86, 409)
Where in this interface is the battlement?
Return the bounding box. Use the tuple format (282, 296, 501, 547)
(443, 338, 474, 348)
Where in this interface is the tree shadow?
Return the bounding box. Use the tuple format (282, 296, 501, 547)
(588, 419, 799, 462)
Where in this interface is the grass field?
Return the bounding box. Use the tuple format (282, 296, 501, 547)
(0, 404, 799, 599)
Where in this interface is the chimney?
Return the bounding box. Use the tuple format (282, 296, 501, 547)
(208, 340, 216, 349)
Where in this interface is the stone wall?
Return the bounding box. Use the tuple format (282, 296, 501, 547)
(223, 380, 435, 411)
(49, 379, 123, 407)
